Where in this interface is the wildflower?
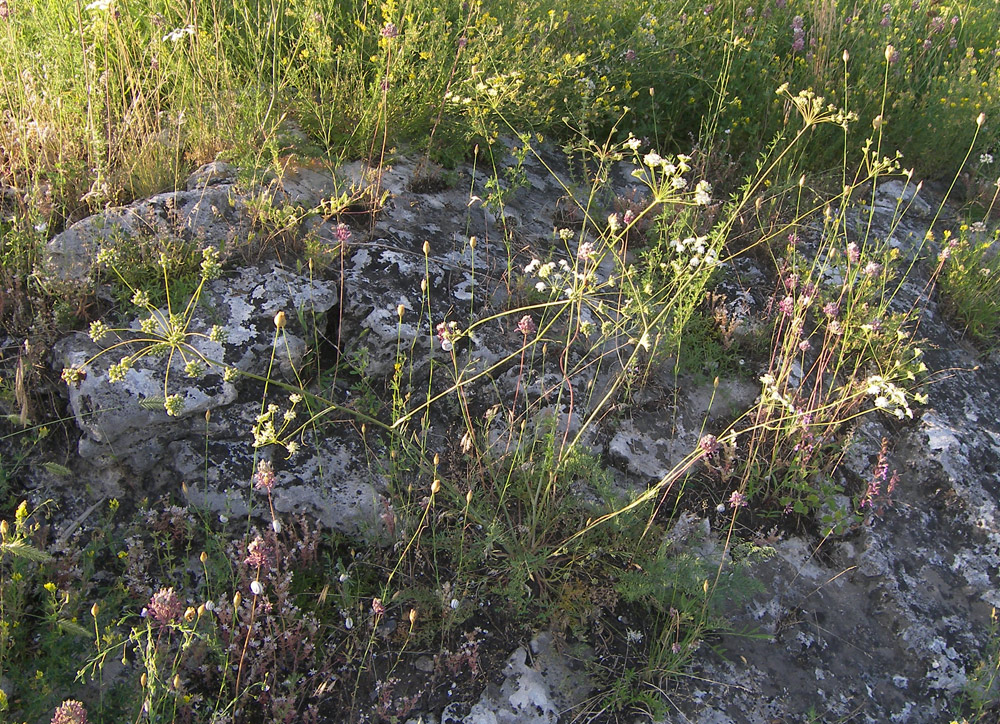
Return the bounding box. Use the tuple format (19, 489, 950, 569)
(380, 22, 399, 39)
(61, 366, 86, 387)
(846, 242, 860, 263)
(50, 700, 88, 724)
(273, 310, 287, 329)
(728, 490, 748, 509)
(693, 180, 712, 205)
(625, 136, 642, 151)
(863, 261, 882, 277)
(372, 597, 386, 616)
(164, 394, 184, 417)
(699, 434, 721, 457)
(245, 536, 272, 571)
(799, 339, 811, 352)
(671, 642, 682, 654)
(624, 48, 636, 62)
(85, 0, 111, 11)
(336, 223, 352, 242)
(89, 320, 110, 343)
(643, 151, 664, 168)
(778, 296, 795, 317)
(517, 315, 536, 336)
(577, 241, 596, 260)
(981, 153, 994, 165)
(162, 25, 195, 43)
(436, 321, 455, 351)
(626, 628, 644, 644)
(822, 302, 840, 318)
(607, 213, 621, 232)
(148, 587, 184, 624)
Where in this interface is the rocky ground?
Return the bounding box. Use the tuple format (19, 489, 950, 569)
(9, 142, 999, 723)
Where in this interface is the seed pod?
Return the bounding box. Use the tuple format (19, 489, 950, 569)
(274, 310, 287, 329)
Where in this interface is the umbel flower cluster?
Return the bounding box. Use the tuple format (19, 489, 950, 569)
(60, 245, 238, 417)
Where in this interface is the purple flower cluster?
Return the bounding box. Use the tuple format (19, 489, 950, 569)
(791, 16, 805, 53)
(50, 701, 88, 724)
(147, 587, 184, 624)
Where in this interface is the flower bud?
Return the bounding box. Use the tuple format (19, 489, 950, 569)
(184, 606, 196, 622)
(843, 49, 849, 63)
(233, 592, 242, 608)
(431, 479, 441, 495)
(200, 551, 208, 564)
(885, 45, 895, 63)
(141, 673, 147, 687)
(197, 604, 206, 618)
(466, 489, 473, 505)
(422, 240, 431, 256)
(977, 112, 986, 127)
(173, 674, 182, 690)
(274, 310, 287, 329)
(91, 602, 100, 618)
(397, 304, 405, 319)
(433, 453, 440, 467)
(409, 608, 417, 625)
(469, 236, 477, 249)
(0, 520, 7, 539)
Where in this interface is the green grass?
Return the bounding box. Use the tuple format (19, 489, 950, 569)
(1, 0, 999, 722)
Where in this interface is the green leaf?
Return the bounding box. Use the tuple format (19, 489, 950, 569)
(138, 396, 166, 410)
(41, 462, 72, 477)
(57, 618, 91, 638)
(1, 539, 53, 562)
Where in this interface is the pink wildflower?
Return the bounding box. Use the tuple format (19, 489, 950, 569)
(148, 587, 184, 624)
(244, 536, 273, 571)
(253, 460, 276, 493)
(699, 434, 721, 457)
(517, 315, 536, 336)
(51, 701, 88, 724)
(728, 490, 748, 509)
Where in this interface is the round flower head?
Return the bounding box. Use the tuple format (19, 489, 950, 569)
(50, 700, 88, 724)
